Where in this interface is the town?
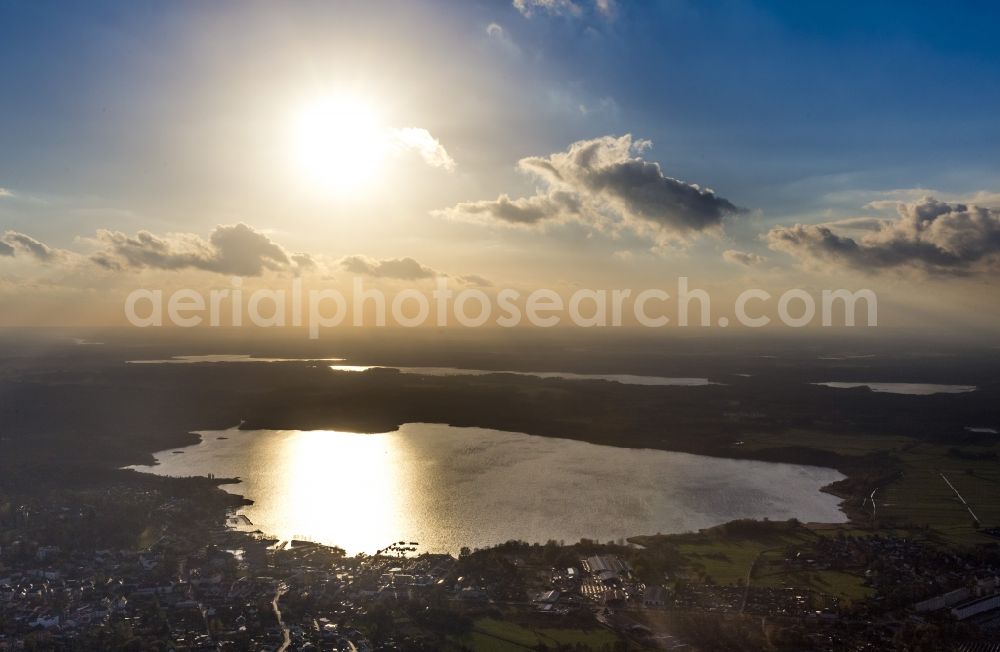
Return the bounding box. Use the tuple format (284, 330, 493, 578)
(2, 475, 999, 651)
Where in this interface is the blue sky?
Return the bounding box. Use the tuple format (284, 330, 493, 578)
(506, 0, 1000, 206)
(1, 0, 999, 327)
(3, 0, 998, 218)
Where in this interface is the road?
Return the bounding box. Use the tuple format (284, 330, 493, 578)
(940, 472, 980, 524)
(272, 582, 291, 652)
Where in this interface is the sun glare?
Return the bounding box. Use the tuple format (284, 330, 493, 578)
(292, 94, 386, 194)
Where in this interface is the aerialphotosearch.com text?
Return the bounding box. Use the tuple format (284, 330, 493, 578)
(124, 277, 878, 338)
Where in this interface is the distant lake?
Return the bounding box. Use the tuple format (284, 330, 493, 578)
(128, 355, 344, 364)
(131, 423, 846, 555)
(329, 365, 715, 387)
(814, 382, 976, 395)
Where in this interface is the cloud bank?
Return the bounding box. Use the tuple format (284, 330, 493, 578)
(457, 274, 493, 287)
(437, 135, 741, 245)
(768, 197, 1000, 275)
(1, 231, 64, 262)
(723, 249, 767, 266)
(91, 223, 313, 276)
(338, 255, 438, 280)
(338, 256, 492, 286)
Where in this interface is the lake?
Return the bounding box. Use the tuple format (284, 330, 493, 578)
(131, 423, 846, 555)
(129, 355, 344, 364)
(814, 382, 976, 395)
(329, 365, 714, 386)
(127, 356, 716, 386)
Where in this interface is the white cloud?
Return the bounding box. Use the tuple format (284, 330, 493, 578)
(513, 0, 613, 18)
(486, 22, 521, 58)
(390, 128, 455, 171)
(514, 0, 581, 17)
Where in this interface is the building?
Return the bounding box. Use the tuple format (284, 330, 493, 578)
(644, 585, 668, 608)
(953, 594, 1000, 621)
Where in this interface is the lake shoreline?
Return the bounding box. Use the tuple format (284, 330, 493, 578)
(131, 422, 851, 555)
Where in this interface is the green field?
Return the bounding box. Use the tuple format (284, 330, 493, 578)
(640, 523, 817, 586)
(450, 618, 621, 651)
(742, 429, 1000, 544)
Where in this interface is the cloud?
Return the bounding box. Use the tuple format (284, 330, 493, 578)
(1, 231, 64, 262)
(818, 216, 888, 232)
(0, 188, 12, 198)
(339, 256, 493, 285)
(821, 187, 1000, 213)
(445, 192, 581, 225)
(486, 22, 521, 58)
(514, 0, 582, 17)
(594, 0, 615, 15)
(514, 0, 613, 18)
(768, 197, 1000, 275)
(436, 135, 741, 244)
(390, 128, 455, 171)
(458, 274, 494, 287)
(723, 249, 767, 266)
(90, 223, 312, 276)
(338, 255, 438, 280)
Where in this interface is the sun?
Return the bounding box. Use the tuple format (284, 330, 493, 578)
(291, 94, 387, 194)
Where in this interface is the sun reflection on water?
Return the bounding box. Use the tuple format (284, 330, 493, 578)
(254, 430, 405, 553)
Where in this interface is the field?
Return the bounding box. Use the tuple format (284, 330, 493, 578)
(449, 618, 621, 651)
(632, 519, 874, 604)
(742, 429, 1000, 545)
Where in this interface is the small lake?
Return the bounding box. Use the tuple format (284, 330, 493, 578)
(329, 365, 714, 387)
(129, 355, 344, 364)
(131, 423, 846, 555)
(814, 382, 976, 395)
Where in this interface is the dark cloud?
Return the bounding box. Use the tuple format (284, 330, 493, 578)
(91, 223, 311, 276)
(339, 255, 438, 280)
(722, 249, 767, 266)
(2, 231, 62, 262)
(90, 251, 123, 271)
(436, 135, 741, 244)
(207, 224, 294, 275)
(768, 197, 1000, 275)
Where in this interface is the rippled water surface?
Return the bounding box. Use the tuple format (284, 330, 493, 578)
(133, 423, 846, 555)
